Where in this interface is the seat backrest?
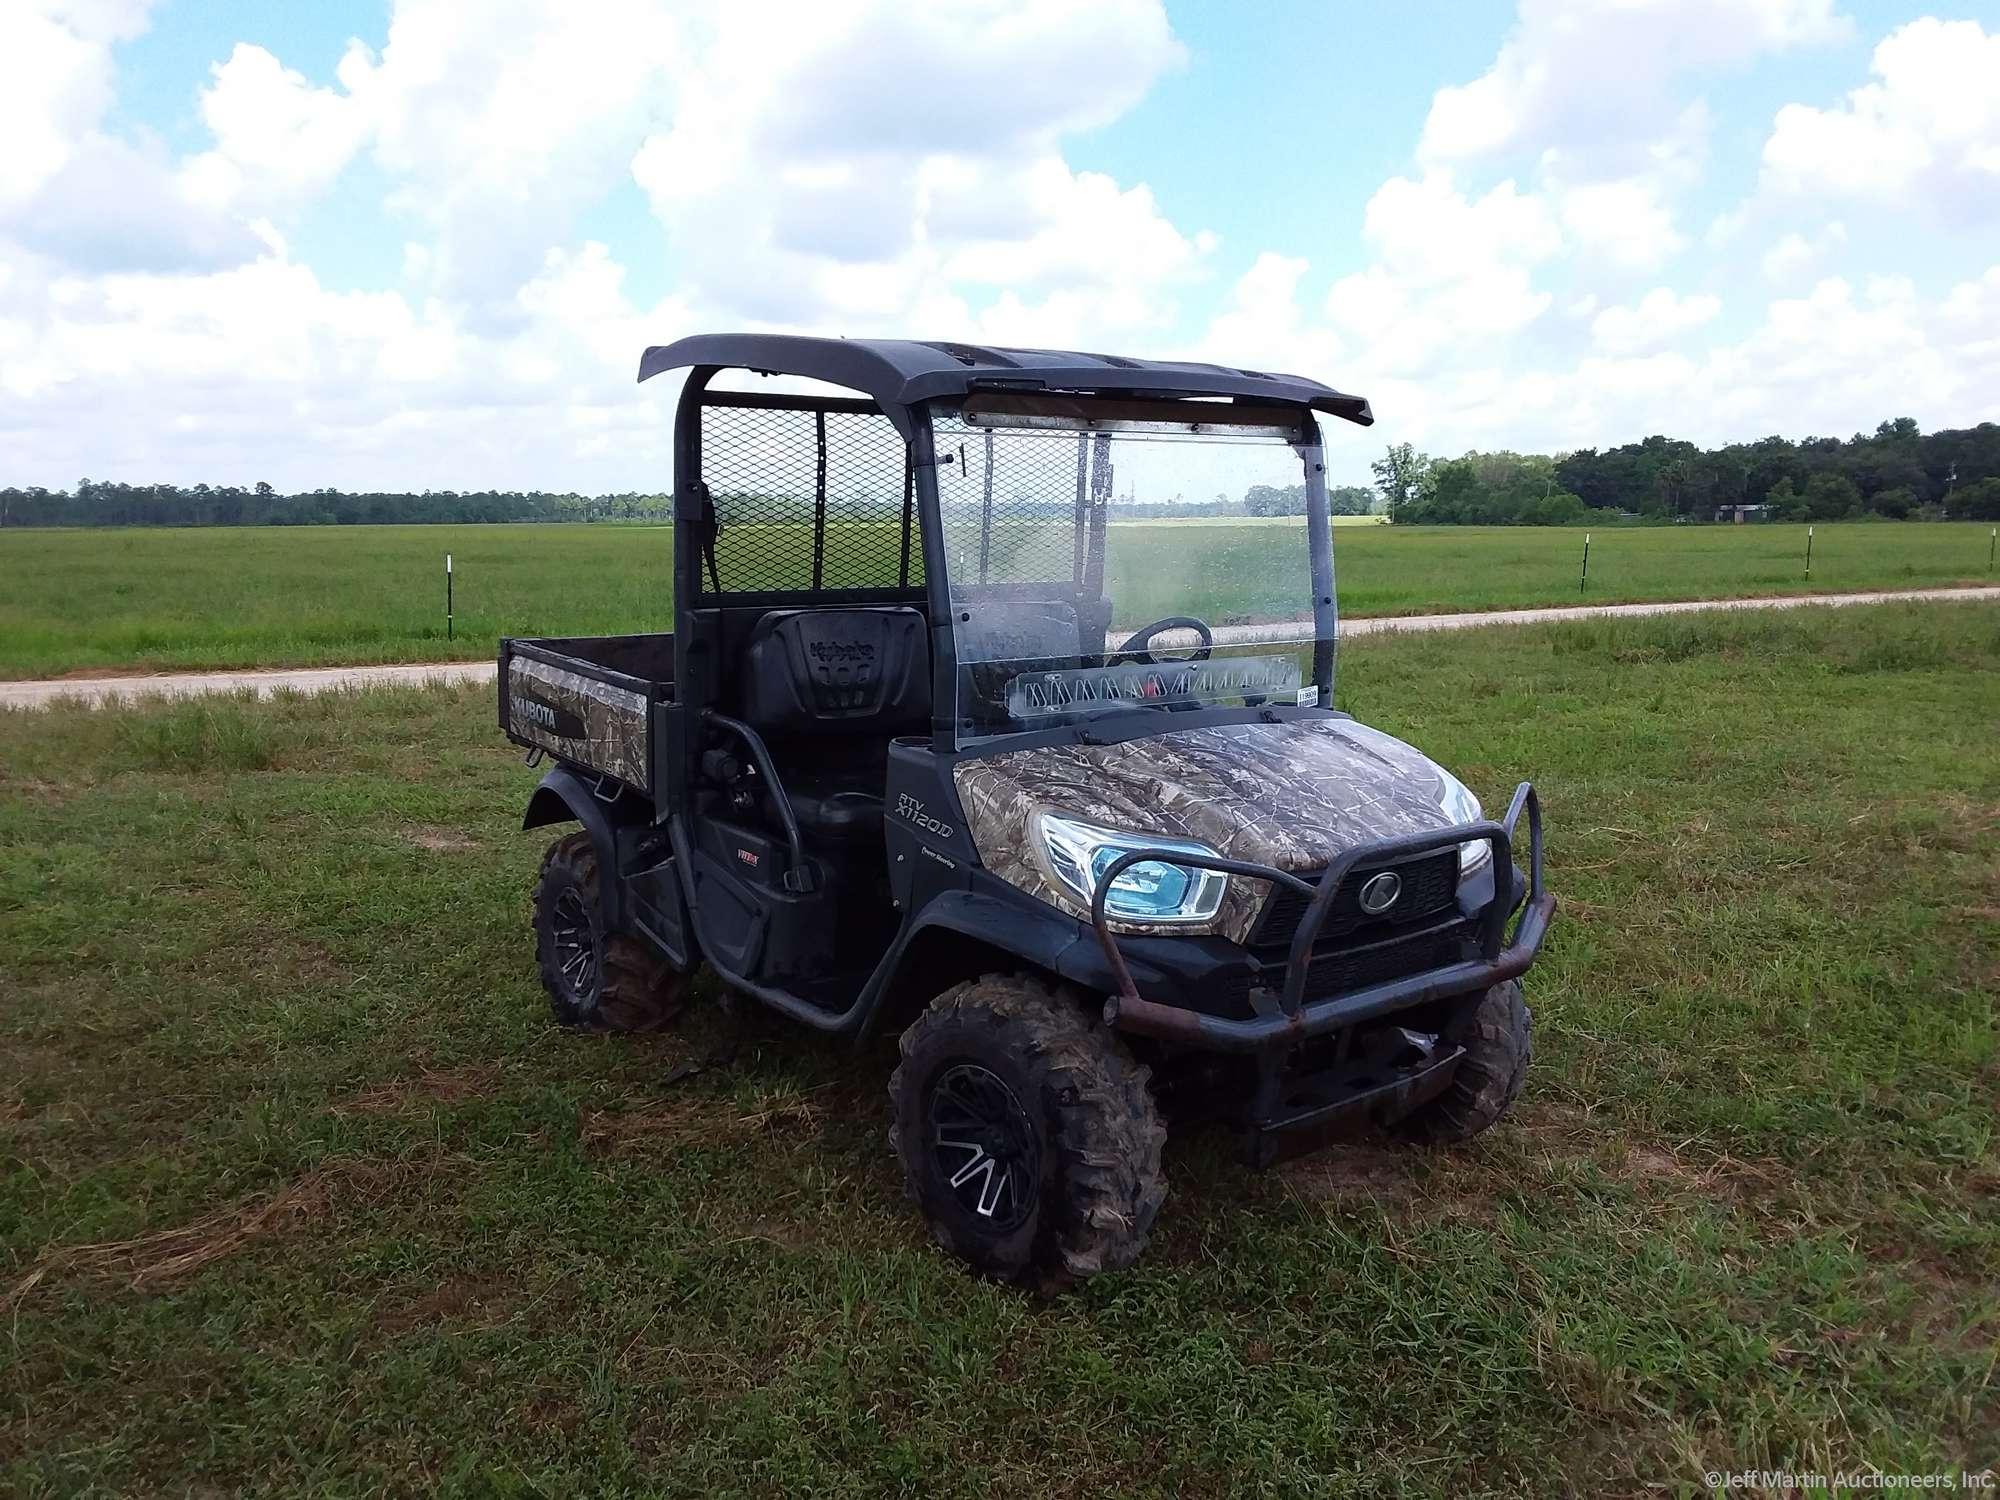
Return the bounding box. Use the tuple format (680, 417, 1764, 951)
(739, 607, 930, 734)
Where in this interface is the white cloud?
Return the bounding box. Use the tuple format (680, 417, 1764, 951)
(11, 136, 262, 273)
(1420, 0, 1848, 173)
(1418, 0, 1848, 285)
(0, 4, 116, 209)
(1354, 171, 1560, 285)
(1192, 0, 2000, 470)
(1591, 287, 1722, 353)
(1, 0, 1214, 486)
(180, 44, 370, 212)
(1307, 173, 1561, 382)
(4, 0, 1998, 497)
(628, 0, 1199, 343)
(1761, 18, 2000, 218)
(1191, 252, 1343, 382)
(0, 233, 690, 489)
(1558, 178, 1687, 272)
(1192, 244, 1999, 471)
(336, 0, 686, 314)
(0, 0, 261, 274)
(1760, 221, 1846, 283)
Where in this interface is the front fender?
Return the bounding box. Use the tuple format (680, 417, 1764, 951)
(905, 888, 1088, 971)
(852, 887, 1097, 1043)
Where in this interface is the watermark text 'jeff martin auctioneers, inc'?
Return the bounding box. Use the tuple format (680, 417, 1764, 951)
(1704, 1472, 1995, 1493)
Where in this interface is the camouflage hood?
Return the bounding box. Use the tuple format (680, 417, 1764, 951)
(952, 717, 1461, 944)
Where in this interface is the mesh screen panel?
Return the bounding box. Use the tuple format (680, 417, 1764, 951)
(931, 410, 1101, 591)
(697, 401, 918, 594)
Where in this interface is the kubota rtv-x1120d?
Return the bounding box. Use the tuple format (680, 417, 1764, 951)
(499, 335, 1554, 1286)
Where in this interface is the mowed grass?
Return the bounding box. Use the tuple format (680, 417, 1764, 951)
(1, 520, 1993, 677)
(2, 602, 1995, 1495)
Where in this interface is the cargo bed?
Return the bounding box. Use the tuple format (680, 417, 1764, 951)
(499, 634, 673, 796)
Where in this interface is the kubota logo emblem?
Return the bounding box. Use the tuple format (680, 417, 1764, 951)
(1357, 871, 1402, 915)
(519, 694, 587, 738)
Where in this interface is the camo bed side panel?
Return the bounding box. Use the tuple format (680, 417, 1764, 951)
(952, 718, 1455, 944)
(506, 655, 651, 792)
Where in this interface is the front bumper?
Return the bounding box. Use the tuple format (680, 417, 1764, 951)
(1088, 782, 1554, 1054)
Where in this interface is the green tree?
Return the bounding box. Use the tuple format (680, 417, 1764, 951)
(1527, 488, 1588, 526)
(1766, 478, 1806, 522)
(1802, 472, 1862, 520)
(1869, 486, 1916, 520)
(1955, 476, 2000, 521)
(1371, 443, 1433, 522)
(1243, 483, 1305, 516)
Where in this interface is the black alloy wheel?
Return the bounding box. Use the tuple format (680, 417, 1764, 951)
(548, 885, 601, 1008)
(927, 1062, 1040, 1231)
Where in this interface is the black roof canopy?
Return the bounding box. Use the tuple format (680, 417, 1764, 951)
(637, 333, 1372, 427)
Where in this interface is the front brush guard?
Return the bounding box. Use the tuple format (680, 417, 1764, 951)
(1088, 782, 1554, 1053)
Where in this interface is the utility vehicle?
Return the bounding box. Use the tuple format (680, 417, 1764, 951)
(499, 335, 1554, 1287)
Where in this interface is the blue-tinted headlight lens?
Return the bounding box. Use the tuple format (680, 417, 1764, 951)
(1031, 813, 1228, 924)
(1090, 850, 1192, 918)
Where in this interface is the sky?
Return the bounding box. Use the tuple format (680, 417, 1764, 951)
(2, 0, 1997, 494)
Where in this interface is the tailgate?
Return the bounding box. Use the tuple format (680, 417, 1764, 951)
(501, 641, 653, 793)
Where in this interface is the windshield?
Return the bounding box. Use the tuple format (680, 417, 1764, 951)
(931, 400, 1332, 740)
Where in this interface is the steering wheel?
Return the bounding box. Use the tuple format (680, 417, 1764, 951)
(1115, 615, 1214, 665)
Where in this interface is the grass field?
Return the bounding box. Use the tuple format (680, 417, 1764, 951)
(0, 520, 1993, 678)
(3, 603, 1995, 1494)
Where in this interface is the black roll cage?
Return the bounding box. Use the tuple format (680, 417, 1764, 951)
(650, 336, 1360, 755)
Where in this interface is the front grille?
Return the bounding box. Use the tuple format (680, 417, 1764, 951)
(1298, 921, 1471, 997)
(1251, 848, 1460, 952)
(1219, 919, 1475, 1015)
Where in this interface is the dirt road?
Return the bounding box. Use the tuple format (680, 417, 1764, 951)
(4, 585, 1994, 710)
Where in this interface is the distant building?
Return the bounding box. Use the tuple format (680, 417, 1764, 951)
(1715, 503, 1772, 524)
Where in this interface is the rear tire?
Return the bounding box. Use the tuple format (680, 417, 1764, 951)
(1386, 980, 1531, 1145)
(533, 832, 686, 1032)
(889, 974, 1166, 1290)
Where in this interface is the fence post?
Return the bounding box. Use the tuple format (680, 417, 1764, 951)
(446, 553, 453, 641)
(1804, 526, 1813, 582)
(1580, 532, 1590, 593)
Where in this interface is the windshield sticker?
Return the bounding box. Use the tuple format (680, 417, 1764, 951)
(1296, 685, 1319, 708)
(1005, 654, 1303, 718)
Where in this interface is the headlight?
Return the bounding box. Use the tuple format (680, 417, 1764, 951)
(1030, 813, 1229, 924)
(1435, 769, 1492, 875)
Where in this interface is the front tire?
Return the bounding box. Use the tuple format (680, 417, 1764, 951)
(889, 974, 1166, 1289)
(533, 832, 686, 1032)
(1386, 980, 1531, 1145)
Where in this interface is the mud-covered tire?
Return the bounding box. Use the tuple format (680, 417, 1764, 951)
(1386, 980, 1531, 1146)
(532, 832, 686, 1032)
(889, 974, 1166, 1290)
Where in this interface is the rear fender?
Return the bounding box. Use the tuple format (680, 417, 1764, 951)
(523, 766, 637, 929)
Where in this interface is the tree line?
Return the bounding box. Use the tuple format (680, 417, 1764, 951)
(0, 481, 673, 528)
(1370, 419, 2000, 525)
(8, 417, 1999, 529)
